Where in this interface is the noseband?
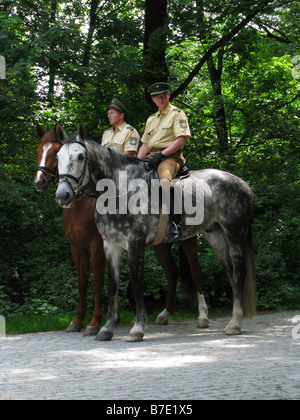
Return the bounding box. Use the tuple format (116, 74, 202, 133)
(58, 140, 89, 194)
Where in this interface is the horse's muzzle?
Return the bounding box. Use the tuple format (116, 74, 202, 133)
(33, 173, 50, 193)
(55, 182, 75, 208)
(33, 178, 49, 193)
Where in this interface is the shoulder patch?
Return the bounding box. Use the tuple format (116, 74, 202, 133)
(130, 137, 138, 145)
(179, 119, 188, 129)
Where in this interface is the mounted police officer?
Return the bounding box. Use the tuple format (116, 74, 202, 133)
(101, 98, 140, 157)
(138, 82, 191, 238)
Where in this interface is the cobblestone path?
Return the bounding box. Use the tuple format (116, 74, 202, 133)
(0, 311, 299, 400)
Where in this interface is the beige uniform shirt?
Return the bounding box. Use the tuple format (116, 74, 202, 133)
(141, 103, 191, 151)
(101, 122, 140, 154)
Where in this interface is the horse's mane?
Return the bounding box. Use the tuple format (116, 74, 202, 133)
(85, 138, 145, 168)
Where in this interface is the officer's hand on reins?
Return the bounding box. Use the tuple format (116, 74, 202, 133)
(147, 152, 166, 171)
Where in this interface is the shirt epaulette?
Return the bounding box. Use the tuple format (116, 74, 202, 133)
(126, 125, 134, 131)
(173, 108, 181, 112)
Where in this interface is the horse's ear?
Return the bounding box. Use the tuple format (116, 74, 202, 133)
(56, 124, 67, 143)
(53, 122, 59, 134)
(36, 124, 45, 139)
(78, 123, 86, 141)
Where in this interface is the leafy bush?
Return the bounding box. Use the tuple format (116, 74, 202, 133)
(253, 181, 300, 310)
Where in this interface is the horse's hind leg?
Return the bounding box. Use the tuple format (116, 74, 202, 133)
(224, 242, 246, 335)
(178, 237, 209, 328)
(203, 227, 245, 335)
(224, 228, 257, 334)
(152, 243, 178, 325)
(67, 245, 90, 333)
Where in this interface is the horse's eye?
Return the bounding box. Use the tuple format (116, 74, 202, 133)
(78, 154, 84, 161)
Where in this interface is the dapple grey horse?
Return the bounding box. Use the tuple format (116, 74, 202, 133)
(55, 123, 256, 342)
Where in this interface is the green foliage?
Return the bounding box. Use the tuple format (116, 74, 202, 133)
(0, 0, 299, 322)
(0, 163, 76, 315)
(253, 180, 300, 310)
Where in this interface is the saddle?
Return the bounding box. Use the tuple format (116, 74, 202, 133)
(147, 160, 190, 182)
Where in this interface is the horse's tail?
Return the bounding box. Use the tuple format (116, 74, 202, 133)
(242, 227, 257, 318)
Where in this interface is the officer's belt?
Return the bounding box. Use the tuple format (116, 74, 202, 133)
(150, 148, 165, 152)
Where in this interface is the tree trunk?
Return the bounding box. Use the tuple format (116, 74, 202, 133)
(143, 0, 169, 93)
(207, 52, 229, 154)
(48, 0, 57, 107)
(194, 0, 228, 153)
(82, 0, 100, 69)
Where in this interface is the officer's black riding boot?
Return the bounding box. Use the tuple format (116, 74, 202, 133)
(166, 187, 181, 239)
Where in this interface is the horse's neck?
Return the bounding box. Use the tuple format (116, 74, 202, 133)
(87, 141, 146, 185)
(87, 142, 114, 179)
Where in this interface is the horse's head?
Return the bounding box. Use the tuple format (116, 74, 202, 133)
(55, 123, 90, 208)
(33, 123, 64, 192)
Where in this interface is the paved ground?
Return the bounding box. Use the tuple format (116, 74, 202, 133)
(0, 311, 299, 401)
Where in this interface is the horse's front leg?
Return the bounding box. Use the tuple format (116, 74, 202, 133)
(84, 238, 105, 336)
(126, 239, 147, 342)
(224, 243, 246, 335)
(67, 244, 90, 333)
(96, 242, 124, 341)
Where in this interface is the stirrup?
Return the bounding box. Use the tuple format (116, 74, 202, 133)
(166, 221, 181, 239)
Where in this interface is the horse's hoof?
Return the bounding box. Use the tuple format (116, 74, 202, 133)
(84, 325, 100, 336)
(95, 330, 113, 341)
(155, 315, 169, 325)
(197, 318, 209, 328)
(224, 324, 241, 335)
(66, 322, 82, 333)
(125, 332, 144, 342)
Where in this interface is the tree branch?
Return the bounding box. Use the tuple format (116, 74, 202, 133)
(276, 93, 300, 109)
(171, 1, 273, 99)
(260, 24, 291, 44)
(173, 98, 214, 118)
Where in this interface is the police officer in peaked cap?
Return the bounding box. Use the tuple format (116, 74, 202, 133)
(138, 82, 191, 238)
(101, 98, 140, 157)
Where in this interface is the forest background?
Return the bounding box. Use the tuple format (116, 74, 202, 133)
(0, 0, 299, 321)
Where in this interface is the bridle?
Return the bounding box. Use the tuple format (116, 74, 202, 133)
(37, 139, 62, 185)
(58, 140, 90, 195)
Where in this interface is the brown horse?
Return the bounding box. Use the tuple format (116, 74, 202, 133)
(34, 124, 104, 335)
(33, 124, 209, 334)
